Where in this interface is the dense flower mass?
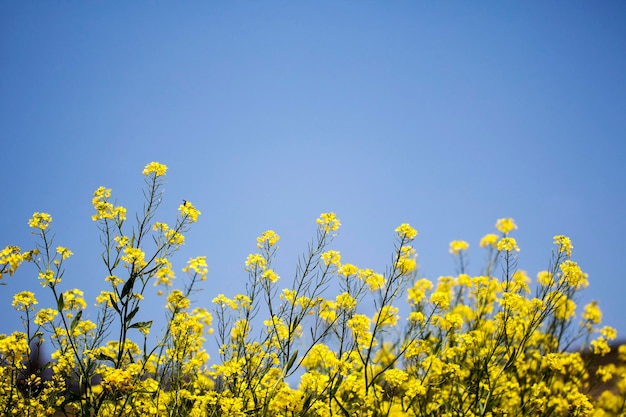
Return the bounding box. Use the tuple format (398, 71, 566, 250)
(0, 163, 623, 417)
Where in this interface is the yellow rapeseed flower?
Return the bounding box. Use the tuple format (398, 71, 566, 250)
(582, 301, 602, 324)
(256, 230, 280, 248)
(497, 237, 520, 252)
(553, 235, 573, 258)
(142, 161, 168, 177)
(495, 218, 517, 234)
(449, 240, 469, 255)
(245, 253, 266, 271)
(12, 291, 38, 311)
(395, 223, 418, 240)
(321, 250, 341, 267)
(179, 200, 201, 222)
(430, 291, 450, 310)
(28, 212, 52, 230)
(316, 212, 341, 233)
(480, 233, 498, 248)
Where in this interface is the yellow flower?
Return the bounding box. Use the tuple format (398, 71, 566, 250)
(28, 212, 52, 230)
(167, 289, 190, 311)
(495, 218, 517, 234)
(142, 161, 168, 177)
(316, 212, 341, 233)
(537, 270, 554, 286)
(1, 245, 25, 278)
(559, 260, 588, 289)
(38, 269, 56, 287)
(374, 305, 399, 327)
(154, 258, 175, 286)
(62, 289, 87, 311)
(338, 263, 358, 277)
(582, 301, 602, 324)
(430, 291, 450, 310)
(262, 268, 280, 283)
(480, 233, 498, 248)
(553, 235, 573, 257)
(34, 308, 58, 325)
(335, 292, 357, 310)
(179, 200, 201, 222)
(245, 253, 266, 271)
(257, 230, 280, 248)
(113, 235, 129, 248)
(121, 247, 148, 271)
(56, 246, 73, 260)
(102, 367, 135, 392)
(318, 300, 336, 322)
(497, 237, 520, 252)
(449, 240, 469, 255)
(395, 245, 417, 274)
(183, 256, 208, 280)
(212, 294, 237, 309)
(395, 223, 418, 240)
(407, 278, 433, 305)
(359, 268, 385, 291)
(384, 368, 408, 389)
(321, 250, 341, 267)
(12, 291, 38, 311)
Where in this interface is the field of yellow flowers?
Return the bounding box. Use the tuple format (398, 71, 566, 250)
(1, 162, 625, 416)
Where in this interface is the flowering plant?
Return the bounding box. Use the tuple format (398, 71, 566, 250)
(1, 163, 624, 416)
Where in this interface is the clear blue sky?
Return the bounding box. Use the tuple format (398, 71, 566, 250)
(1, 2, 625, 353)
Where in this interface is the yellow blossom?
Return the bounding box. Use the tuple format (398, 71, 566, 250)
(121, 246, 148, 271)
(395, 245, 417, 274)
(335, 292, 357, 310)
(28, 212, 52, 230)
(359, 268, 385, 291)
(582, 301, 602, 325)
(321, 250, 341, 267)
(183, 256, 208, 280)
(338, 263, 358, 277)
(480, 233, 499, 248)
(449, 240, 469, 255)
(559, 259, 588, 289)
(553, 235, 573, 257)
(12, 291, 38, 311)
(430, 291, 450, 310)
(316, 212, 341, 233)
(384, 368, 408, 389)
(262, 268, 280, 283)
(56, 246, 73, 260)
(374, 305, 399, 327)
(497, 237, 520, 252)
(257, 230, 280, 248)
(38, 269, 56, 287)
(395, 223, 418, 240)
(245, 253, 266, 271)
(495, 218, 517, 234)
(34, 308, 58, 325)
(167, 289, 190, 311)
(142, 161, 168, 177)
(179, 200, 201, 222)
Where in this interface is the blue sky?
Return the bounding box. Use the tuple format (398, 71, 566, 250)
(1, 2, 625, 354)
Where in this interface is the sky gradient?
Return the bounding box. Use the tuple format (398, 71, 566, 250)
(1, 2, 625, 353)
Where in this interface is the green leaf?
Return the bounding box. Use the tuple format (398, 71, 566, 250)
(120, 275, 136, 299)
(57, 293, 64, 311)
(284, 350, 299, 374)
(109, 294, 121, 314)
(70, 310, 83, 331)
(129, 320, 153, 330)
(125, 306, 140, 323)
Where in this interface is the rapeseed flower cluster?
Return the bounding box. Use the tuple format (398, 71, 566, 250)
(1, 162, 624, 417)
